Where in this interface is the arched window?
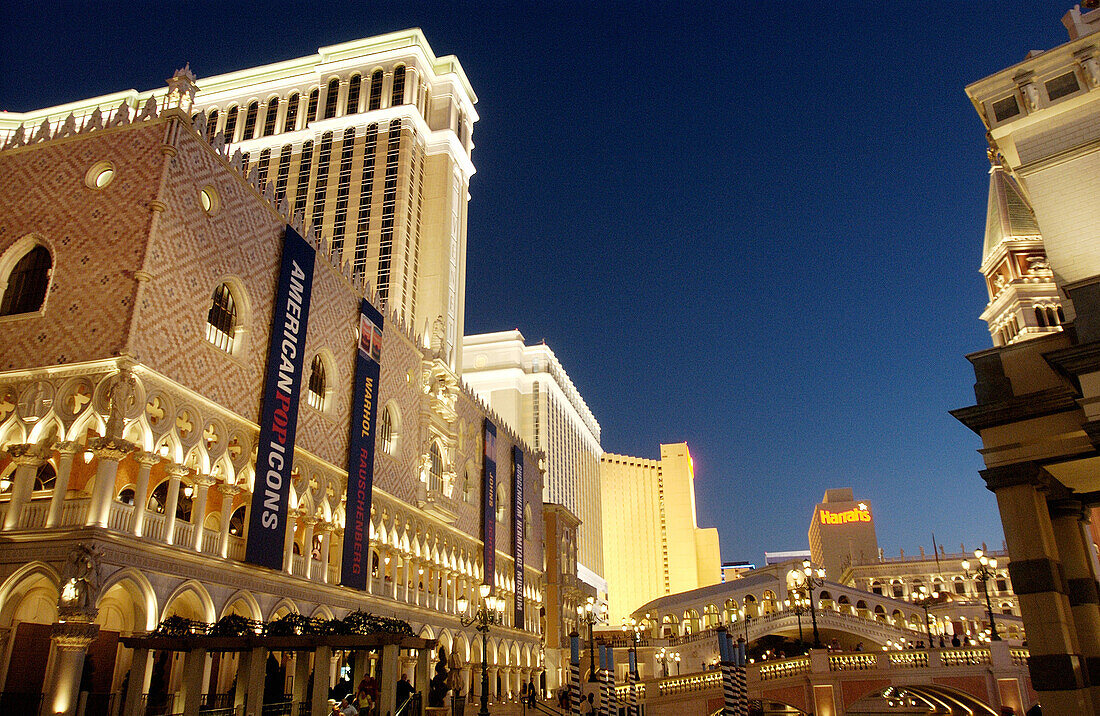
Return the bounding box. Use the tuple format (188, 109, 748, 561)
(346, 75, 361, 115)
(368, 70, 383, 111)
(429, 442, 443, 492)
(379, 406, 394, 455)
(149, 480, 192, 521)
(2, 244, 52, 316)
(1046, 307, 1057, 327)
(205, 283, 237, 353)
(391, 66, 406, 106)
(324, 78, 340, 119)
(223, 106, 239, 142)
(229, 505, 246, 536)
(283, 93, 300, 133)
(117, 486, 135, 505)
(1035, 307, 1047, 327)
(464, 465, 474, 503)
(242, 101, 259, 141)
(205, 109, 219, 142)
(306, 88, 320, 123)
(262, 96, 280, 137)
(256, 148, 271, 190)
(33, 462, 56, 491)
(1057, 306, 1066, 324)
(307, 355, 326, 410)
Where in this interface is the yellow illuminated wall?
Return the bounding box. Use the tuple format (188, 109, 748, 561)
(600, 443, 722, 623)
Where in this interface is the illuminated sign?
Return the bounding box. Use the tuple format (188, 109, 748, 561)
(818, 506, 872, 525)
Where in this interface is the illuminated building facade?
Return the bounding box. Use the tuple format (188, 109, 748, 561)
(599, 443, 721, 624)
(0, 39, 543, 716)
(953, 5, 1100, 712)
(807, 488, 879, 581)
(461, 331, 605, 595)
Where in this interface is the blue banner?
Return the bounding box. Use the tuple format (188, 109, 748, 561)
(483, 420, 496, 586)
(512, 445, 524, 626)
(341, 298, 384, 589)
(244, 226, 315, 570)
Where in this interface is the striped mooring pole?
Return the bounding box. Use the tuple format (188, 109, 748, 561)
(717, 627, 736, 716)
(570, 631, 582, 716)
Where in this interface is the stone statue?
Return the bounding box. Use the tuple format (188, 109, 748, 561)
(59, 543, 103, 618)
(105, 371, 136, 440)
(428, 646, 450, 707)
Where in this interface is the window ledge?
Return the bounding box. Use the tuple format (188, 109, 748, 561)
(0, 308, 46, 324)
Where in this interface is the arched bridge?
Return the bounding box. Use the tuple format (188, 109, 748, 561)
(614, 642, 1034, 716)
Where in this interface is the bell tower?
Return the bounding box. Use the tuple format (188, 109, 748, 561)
(978, 147, 1067, 346)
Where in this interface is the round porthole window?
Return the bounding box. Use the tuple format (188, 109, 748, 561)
(199, 186, 220, 215)
(85, 161, 115, 189)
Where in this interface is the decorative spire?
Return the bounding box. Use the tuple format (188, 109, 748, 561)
(164, 64, 198, 113)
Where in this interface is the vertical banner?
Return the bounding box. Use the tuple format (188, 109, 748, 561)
(482, 420, 497, 585)
(512, 445, 525, 626)
(341, 298, 385, 589)
(245, 226, 316, 570)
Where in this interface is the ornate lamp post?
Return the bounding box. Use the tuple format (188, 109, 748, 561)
(621, 617, 643, 676)
(656, 647, 668, 677)
(673, 652, 680, 675)
(793, 560, 827, 648)
(783, 590, 809, 646)
(458, 584, 506, 716)
(577, 596, 608, 681)
(961, 550, 1001, 641)
(911, 585, 941, 647)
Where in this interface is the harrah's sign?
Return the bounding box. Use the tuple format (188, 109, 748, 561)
(818, 507, 872, 526)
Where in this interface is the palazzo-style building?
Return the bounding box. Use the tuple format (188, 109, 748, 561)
(952, 4, 1100, 713)
(0, 36, 543, 716)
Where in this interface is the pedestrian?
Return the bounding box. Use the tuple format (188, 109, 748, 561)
(396, 673, 415, 709)
(951, 634, 960, 647)
(340, 696, 359, 716)
(581, 692, 595, 716)
(854, 642, 863, 652)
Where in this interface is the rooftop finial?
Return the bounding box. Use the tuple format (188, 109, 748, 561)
(164, 64, 198, 113)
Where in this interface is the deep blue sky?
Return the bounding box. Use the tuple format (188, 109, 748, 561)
(1, 2, 1076, 564)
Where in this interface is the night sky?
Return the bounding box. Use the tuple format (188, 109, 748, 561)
(0, 2, 1077, 565)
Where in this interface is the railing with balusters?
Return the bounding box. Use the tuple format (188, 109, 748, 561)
(888, 651, 928, 668)
(19, 499, 50, 529)
(940, 648, 991, 666)
(758, 657, 810, 681)
(107, 500, 134, 531)
(828, 653, 878, 671)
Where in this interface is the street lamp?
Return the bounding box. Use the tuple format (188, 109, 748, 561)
(458, 583, 506, 716)
(783, 591, 809, 646)
(796, 560, 827, 648)
(673, 652, 680, 675)
(911, 586, 940, 647)
(656, 647, 668, 678)
(961, 550, 1001, 641)
(577, 596, 608, 681)
(621, 617, 643, 678)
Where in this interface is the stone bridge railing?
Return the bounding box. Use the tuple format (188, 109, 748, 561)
(614, 642, 1033, 716)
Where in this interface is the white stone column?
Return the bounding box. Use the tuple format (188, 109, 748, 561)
(3, 444, 46, 531)
(43, 620, 99, 716)
(300, 515, 317, 579)
(128, 451, 160, 536)
(218, 483, 242, 558)
(162, 464, 187, 544)
(190, 474, 214, 552)
(283, 509, 300, 573)
(86, 438, 135, 527)
(46, 441, 79, 528)
(318, 522, 333, 583)
(179, 646, 207, 716)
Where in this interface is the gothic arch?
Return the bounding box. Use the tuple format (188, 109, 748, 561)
(98, 567, 158, 631)
(220, 589, 262, 620)
(161, 580, 215, 623)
